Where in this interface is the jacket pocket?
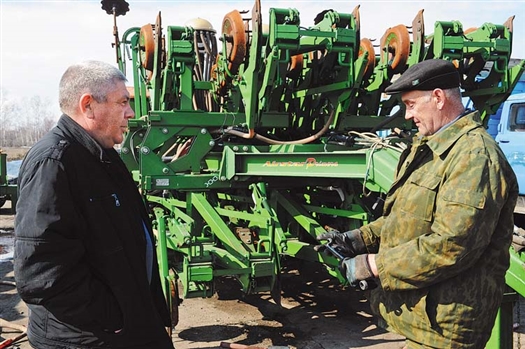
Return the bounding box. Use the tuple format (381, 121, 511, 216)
(399, 171, 441, 221)
(378, 288, 432, 336)
(89, 271, 125, 332)
(84, 193, 128, 255)
(441, 187, 486, 209)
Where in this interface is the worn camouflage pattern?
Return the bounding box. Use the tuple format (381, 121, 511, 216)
(360, 111, 519, 348)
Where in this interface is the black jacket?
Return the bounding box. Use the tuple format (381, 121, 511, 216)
(14, 115, 173, 349)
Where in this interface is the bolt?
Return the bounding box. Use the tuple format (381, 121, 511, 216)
(233, 146, 239, 151)
(162, 168, 169, 174)
(242, 146, 249, 152)
(201, 128, 207, 134)
(209, 140, 215, 147)
(220, 176, 226, 181)
(162, 128, 169, 134)
(141, 146, 150, 155)
(121, 147, 129, 154)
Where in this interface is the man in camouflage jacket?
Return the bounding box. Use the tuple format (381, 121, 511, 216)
(319, 59, 518, 348)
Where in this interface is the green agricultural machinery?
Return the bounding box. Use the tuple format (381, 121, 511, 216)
(102, 0, 525, 346)
(0, 151, 17, 211)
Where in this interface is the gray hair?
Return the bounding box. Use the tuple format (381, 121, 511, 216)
(443, 86, 462, 100)
(443, 87, 465, 110)
(58, 60, 127, 115)
(421, 87, 461, 101)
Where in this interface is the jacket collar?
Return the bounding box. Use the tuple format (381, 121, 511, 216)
(414, 110, 482, 156)
(57, 114, 111, 163)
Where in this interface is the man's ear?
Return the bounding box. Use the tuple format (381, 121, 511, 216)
(79, 93, 95, 119)
(432, 89, 446, 110)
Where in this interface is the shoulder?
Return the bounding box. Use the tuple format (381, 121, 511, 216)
(25, 132, 71, 163)
(19, 129, 74, 179)
(461, 127, 505, 162)
(451, 127, 516, 184)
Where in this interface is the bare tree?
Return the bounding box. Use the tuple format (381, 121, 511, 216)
(1, 91, 58, 147)
(0, 89, 21, 147)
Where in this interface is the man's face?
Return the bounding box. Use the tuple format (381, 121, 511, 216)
(401, 89, 441, 136)
(90, 80, 134, 148)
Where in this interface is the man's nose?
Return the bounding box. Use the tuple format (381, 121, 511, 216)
(126, 106, 135, 119)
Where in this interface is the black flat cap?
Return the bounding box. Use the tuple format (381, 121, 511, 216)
(384, 59, 460, 94)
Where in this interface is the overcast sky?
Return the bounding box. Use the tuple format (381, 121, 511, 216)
(1, 0, 524, 114)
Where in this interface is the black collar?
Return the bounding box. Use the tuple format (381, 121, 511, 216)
(57, 114, 112, 163)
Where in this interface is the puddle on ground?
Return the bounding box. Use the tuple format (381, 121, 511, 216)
(0, 231, 14, 261)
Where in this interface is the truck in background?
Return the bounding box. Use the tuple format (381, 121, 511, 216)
(487, 60, 525, 226)
(468, 57, 525, 224)
(495, 92, 525, 221)
(486, 58, 525, 139)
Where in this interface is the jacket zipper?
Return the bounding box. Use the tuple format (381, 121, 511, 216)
(112, 194, 121, 207)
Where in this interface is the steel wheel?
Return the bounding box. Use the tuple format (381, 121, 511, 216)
(380, 24, 410, 73)
(359, 38, 375, 81)
(222, 10, 246, 76)
(139, 24, 155, 71)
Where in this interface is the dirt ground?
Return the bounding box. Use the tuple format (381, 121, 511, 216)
(0, 148, 27, 162)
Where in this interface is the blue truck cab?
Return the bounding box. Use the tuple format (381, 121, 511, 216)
(495, 93, 525, 213)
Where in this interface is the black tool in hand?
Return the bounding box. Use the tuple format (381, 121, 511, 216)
(324, 238, 377, 291)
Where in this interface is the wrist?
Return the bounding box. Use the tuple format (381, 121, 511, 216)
(367, 254, 378, 277)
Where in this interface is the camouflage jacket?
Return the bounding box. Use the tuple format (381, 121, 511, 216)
(360, 111, 518, 348)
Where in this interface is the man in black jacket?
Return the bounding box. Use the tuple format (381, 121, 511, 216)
(14, 60, 174, 349)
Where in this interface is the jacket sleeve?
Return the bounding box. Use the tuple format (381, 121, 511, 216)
(14, 157, 123, 330)
(359, 216, 383, 253)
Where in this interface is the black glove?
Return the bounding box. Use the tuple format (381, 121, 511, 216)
(315, 229, 366, 258)
(341, 254, 374, 288)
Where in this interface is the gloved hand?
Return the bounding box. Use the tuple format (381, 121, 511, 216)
(341, 254, 374, 288)
(315, 229, 366, 258)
